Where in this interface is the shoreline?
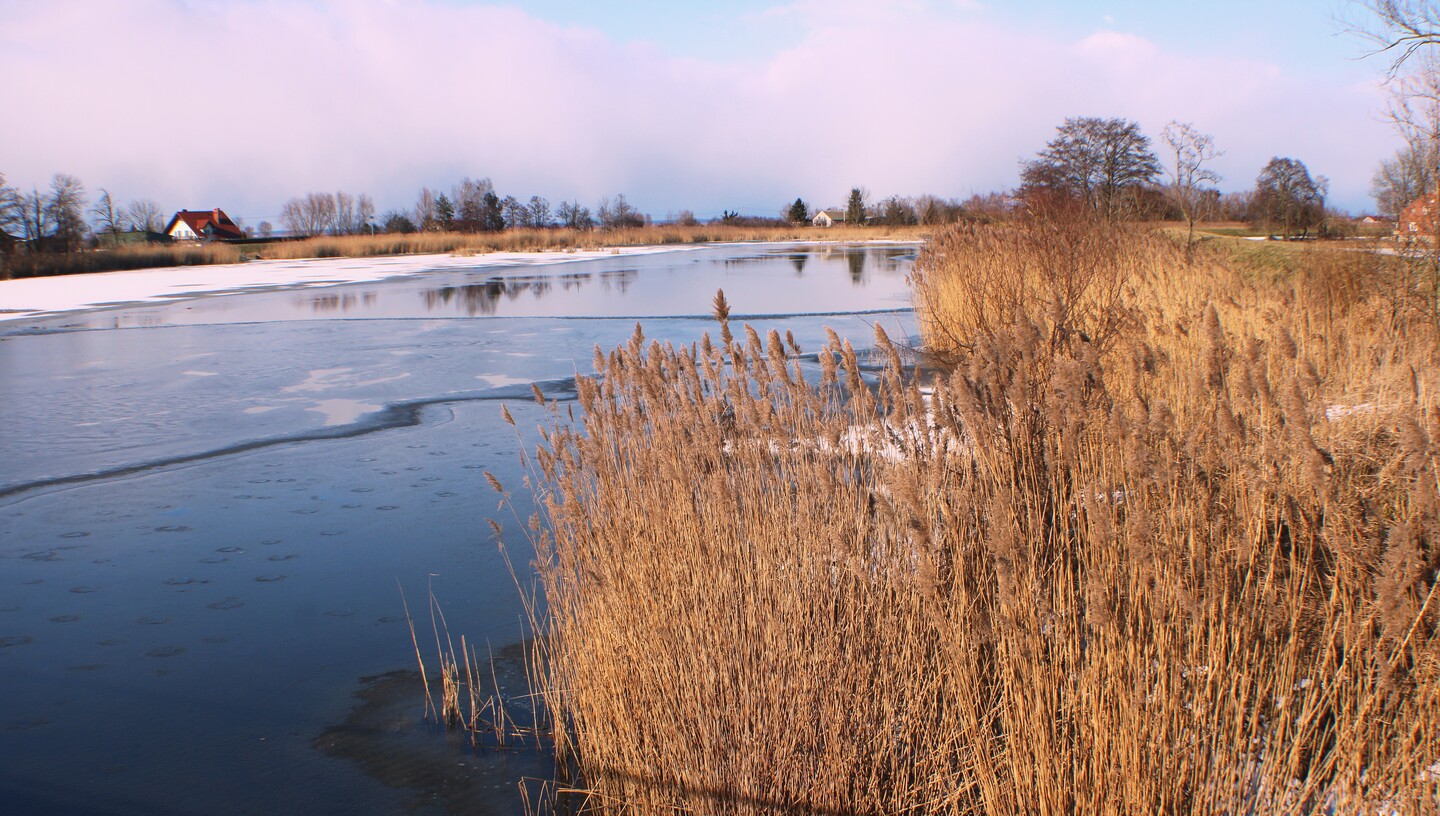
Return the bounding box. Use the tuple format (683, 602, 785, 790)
(0, 239, 918, 326)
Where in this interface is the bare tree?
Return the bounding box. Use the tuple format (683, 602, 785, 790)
(527, 196, 552, 228)
(126, 199, 163, 233)
(556, 200, 593, 230)
(1020, 117, 1161, 220)
(452, 177, 493, 231)
(334, 191, 356, 235)
(501, 195, 526, 229)
(19, 188, 46, 245)
(357, 194, 376, 234)
(90, 189, 125, 246)
(413, 187, 439, 231)
(0, 173, 22, 239)
(1373, 142, 1434, 217)
(597, 194, 643, 230)
(258, 220, 274, 239)
(1347, 0, 1440, 76)
(1161, 121, 1223, 252)
(47, 174, 88, 253)
(281, 192, 337, 237)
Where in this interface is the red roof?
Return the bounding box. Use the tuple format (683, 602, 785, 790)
(165, 208, 245, 241)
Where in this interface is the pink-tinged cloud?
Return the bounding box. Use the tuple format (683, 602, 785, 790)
(0, 0, 1393, 221)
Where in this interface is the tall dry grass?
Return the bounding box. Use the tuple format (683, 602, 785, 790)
(498, 216, 1440, 814)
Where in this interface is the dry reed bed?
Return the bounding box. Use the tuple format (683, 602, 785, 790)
(499, 220, 1438, 814)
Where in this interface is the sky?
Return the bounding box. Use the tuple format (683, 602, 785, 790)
(0, 0, 1408, 225)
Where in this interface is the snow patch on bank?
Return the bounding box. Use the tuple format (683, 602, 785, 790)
(0, 245, 706, 324)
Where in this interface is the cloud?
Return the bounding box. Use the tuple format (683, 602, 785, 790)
(0, 0, 1394, 220)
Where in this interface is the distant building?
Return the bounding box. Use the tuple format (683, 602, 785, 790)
(165, 208, 245, 242)
(1397, 194, 1440, 242)
(812, 209, 849, 228)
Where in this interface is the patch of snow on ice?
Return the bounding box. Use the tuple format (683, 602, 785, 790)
(305, 399, 380, 426)
(476, 373, 531, 388)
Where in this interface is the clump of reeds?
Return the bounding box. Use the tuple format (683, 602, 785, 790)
(401, 581, 539, 750)
(503, 214, 1440, 814)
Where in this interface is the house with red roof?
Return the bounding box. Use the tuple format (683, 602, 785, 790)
(165, 208, 245, 242)
(1398, 194, 1440, 242)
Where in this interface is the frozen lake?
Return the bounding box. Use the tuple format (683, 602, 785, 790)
(0, 242, 918, 814)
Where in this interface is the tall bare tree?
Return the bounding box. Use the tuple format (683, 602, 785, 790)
(356, 194, 376, 234)
(47, 174, 88, 253)
(1020, 117, 1161, 220)
(0, 173, 21, 239)
(333, 191, 356, 235)
(126, 199, 163, 233)
(90, 189, 124, 246)
(527, 196, 552, 228)
(19, 188, 46, 245)
(413, 187, 439, 231)
(1161, 121, 1223, 252)
(280, 192, 337, 236)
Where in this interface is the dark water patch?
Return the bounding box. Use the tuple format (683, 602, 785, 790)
(3, 717, 50, 731)
(136, 616, 169, 626)
(315, 666, 549, 816)
(0, 635, 32, 647)
(268, 554, 298, 562)
(254, 575, 287, 583)
(69, 586, 98, 594)
(59, 531, 90, 539)
(207, 596, 244, 610)
(49, 615, 80, 623)
(146, 646, 186, 658)
(162, 577, 209, 586)
(66, 664, 106, 672)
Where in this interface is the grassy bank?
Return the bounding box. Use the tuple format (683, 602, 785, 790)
(504, 217, 1438, 813)
(0, 224, 928, 279)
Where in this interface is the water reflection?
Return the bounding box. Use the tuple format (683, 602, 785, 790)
(600, 268, 635, 294)
(847, 251, 865, 283)
(37, 244, 916, 329)
(306, 292, 379, 313)
(420, 269, 638, 316)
